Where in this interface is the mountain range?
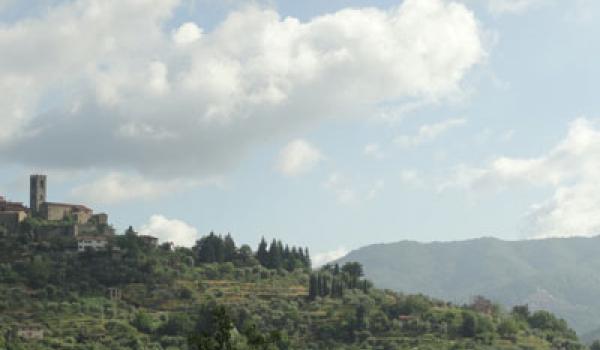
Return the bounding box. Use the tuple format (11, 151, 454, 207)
(337, 235, 600, 339)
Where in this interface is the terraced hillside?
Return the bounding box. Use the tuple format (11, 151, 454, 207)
(0, 232, 588, 349)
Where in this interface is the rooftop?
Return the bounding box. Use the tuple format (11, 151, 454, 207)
(44, 202, 93, 212)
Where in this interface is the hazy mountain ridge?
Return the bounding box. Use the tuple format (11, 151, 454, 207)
(338, 236, 600, 336)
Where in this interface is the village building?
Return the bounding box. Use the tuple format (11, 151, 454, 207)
(139, 235, 159, 247)
(0, 175, 157, 248)
(0, 196, 28, 233)
(0, 174, 115, 238)
(77, 235, 109, 252)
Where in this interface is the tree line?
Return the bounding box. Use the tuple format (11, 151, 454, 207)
(193, 233, 311, 271)
(308, 262, 372, 300)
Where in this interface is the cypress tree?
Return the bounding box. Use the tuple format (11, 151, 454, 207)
(304, 247, 311, 268)
(257, 237, 268, 266)
(268, 239, 281, 269)
(308, 274, 318, 300)
(223, 233, 237, 262)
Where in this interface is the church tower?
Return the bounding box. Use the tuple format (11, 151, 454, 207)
(30, 174, 47, 216)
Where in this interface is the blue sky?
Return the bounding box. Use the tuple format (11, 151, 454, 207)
(1, 0, 600, 265)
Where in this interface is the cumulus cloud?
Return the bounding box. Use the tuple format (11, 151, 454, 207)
(446, 118, 600, 238)
(277, 139, 324, 176)
(70, 172, 221, 204)
(0, 0, 485, 179)
(395, 118, 466, 148)
(312, 246, 349, 267)
(172, 22, 202, 45)
(140, 215, 199, 247)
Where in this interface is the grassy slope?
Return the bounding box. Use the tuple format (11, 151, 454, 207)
(0, 263, 577, 350)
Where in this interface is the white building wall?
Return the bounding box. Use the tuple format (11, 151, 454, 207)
(78, 239, 108, 252)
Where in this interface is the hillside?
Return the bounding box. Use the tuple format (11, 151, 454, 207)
(0, 231, 587, 349)
(337, 236, 600, 337)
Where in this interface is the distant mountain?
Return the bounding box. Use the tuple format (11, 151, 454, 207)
(337, 235, 600, 336)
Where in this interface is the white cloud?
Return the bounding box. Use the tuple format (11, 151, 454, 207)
(0, 0, 485, 179)
(312, 246, 349, 267)
(70, 172, 221, 204)
(446, 118, 600, 238)
(140, 215, 199, 247)
(277, 139, 324, 176)
(172, 22, 202, 45)
(395, 118, 467, 148)
(363, 143, 384, 159)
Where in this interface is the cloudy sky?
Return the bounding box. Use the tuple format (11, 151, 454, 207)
(1, 0, 599, 265)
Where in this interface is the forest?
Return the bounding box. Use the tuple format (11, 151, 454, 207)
(0, 229, 591, 349)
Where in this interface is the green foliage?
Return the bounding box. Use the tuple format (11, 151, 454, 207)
(193, 234, 309, 271)
(338, 236, 600, 335)
(309, 262, 371, 300)
(0, 232, 587, 350)
(189, 305, 234, 350)
(132, 311, 155, 333)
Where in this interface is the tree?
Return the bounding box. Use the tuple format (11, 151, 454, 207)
(342, 262, 364, 289)
(590, 340, 600, 350)
(223, 234, 237, 262)
(159, 313, 194, 336)
(497, 318, 518, 339)
(309, 274, 318, 300)
(268, 239, 281, 269)
(256, 238, 268, 266)
(194, 233, 225, 263)
(132, 311, 154, 333)
(460, 311, 477, 338)
(511, 305, 530, 320)
(304, 247, 311, 268)
(189, 305, 234, 350)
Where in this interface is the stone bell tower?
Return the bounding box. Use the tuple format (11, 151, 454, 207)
(30, 174, 47, 217)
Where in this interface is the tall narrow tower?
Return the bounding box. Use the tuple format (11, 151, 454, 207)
(30, 174, 47, 216)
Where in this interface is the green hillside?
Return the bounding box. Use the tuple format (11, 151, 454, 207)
(337, 236, 600, 338)
(0, 231, 588, 349)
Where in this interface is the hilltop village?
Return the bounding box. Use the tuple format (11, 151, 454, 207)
(0, 175, 158, 252)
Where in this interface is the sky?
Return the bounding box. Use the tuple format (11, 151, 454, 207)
(1, 0, 600, 266)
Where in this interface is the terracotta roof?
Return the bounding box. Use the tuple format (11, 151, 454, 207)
(0, 200, 27, 212)
(44, 202, 93, 212)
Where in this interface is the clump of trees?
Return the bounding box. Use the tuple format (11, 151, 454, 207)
(193, 234, 311, 271)
(308, 262, 372, 300)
